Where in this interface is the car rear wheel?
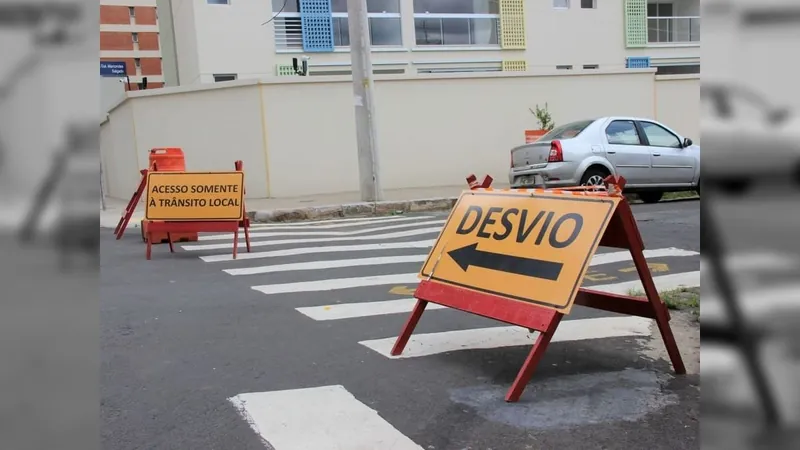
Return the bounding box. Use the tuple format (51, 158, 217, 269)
(579, 167, 609, 187)
(638, 191, 663, 204)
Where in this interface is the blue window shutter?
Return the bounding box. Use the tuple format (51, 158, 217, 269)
(300, 0, 335, 52)
(626, 57, 651, 68)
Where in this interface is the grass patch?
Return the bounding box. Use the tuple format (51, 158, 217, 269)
(627, 286, 700, 310)
(662, 191, 699, 201)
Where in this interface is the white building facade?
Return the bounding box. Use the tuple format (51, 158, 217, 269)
(157, 0, 700, 85)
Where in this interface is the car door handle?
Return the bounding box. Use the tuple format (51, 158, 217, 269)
(607, 150, 616, 154)
(652, 152, 661, 156)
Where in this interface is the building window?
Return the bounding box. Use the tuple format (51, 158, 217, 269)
(655, 64, 700, 75)
(553, 0, 570, 9)
(134, 58, 141, 68)
(583, 64, 599, 69)
(556, 65, 573, 70)
(207, 0, 230, 4)
(272, 0, 402, 50)
(213, 73, 237, 82)
(131, 32, 139, 43)
(413, 0, 499, 47)
(581, 0, 596, 8)
(129, 7, 135, 17)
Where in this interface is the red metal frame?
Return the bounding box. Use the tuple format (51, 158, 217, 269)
(141, 160, 252, 260)
(114, 169, 148, 240)
(391, 174, 686, 402)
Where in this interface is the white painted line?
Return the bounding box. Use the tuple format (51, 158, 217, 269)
(590, 247, 699, 266)
(182, 227, 443, 251)
(252, 273, 419, 295)
(249, 214, 434, 227)
(198, 219, 445, 241)
(700, 282, 800, 324)
(201, 240, 435, 263)
(359, 316, 653, 359)
(225, 255, 428, 276)
(247, 216, 432, 230)
(722, 252, 800, 272)
(229, 385, 423, 450)
(297, 298, 447, 321)
(586, 271, 701, 295)
(290, 250, 700, 321)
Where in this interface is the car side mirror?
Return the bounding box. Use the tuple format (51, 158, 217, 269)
(683, 138, 693, 148)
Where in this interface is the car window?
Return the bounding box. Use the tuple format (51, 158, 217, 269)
(605, 120, 642, 145)
(539, 120, 595, 141)
(640, 122, 681, 148)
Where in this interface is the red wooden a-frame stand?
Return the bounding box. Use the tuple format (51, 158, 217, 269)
(114, 168, 148, 240)
(143, 160, 252, 260)
(390, 175, 686, 402)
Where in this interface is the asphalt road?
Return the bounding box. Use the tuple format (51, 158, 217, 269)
(101, 199, 703, 450)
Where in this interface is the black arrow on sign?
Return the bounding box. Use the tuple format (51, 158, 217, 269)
(447, 243, 563, 281)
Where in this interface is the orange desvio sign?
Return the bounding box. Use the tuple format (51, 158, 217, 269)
(145, 171, 245, 221)
(420, 190, 620, 314)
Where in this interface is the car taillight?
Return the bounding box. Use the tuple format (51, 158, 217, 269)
(548, 140, 563, 163)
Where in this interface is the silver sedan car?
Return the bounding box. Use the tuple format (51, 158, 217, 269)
(508, 116, 701, 203)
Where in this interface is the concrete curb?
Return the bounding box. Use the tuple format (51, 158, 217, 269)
(249, 197, 458, 223)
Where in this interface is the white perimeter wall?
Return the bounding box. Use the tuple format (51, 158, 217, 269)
(101, 70, 699, 199)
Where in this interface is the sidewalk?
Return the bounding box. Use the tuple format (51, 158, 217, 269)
(99, 184, 497, 228)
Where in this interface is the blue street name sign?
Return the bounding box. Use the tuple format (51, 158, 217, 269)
(100, 61, 127, 77)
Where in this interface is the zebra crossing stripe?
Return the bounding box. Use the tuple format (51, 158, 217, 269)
(585, 271, 700, 295)
(247, 215, 433, 229)
(297, 298, 448, 321)
(293, 252, 700, 321)
(251, 269, 699, 299)
(590, 247, 698, 265)
(701, 282, 800, 323)
(229, 385, 423, 450)
(252, 273, 420, 295)
(225, 255, 428, 276)
(182, 227, 443, 251)
(717, 252, 800, 272)
(249, 214, 435, 227)
(358, 316, 654, 359)
(200, 240, 436, 263)
(198, 219, 447, 242)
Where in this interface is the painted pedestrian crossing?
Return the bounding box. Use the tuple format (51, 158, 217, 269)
(177, 214, 793, 450)
(181, 214, 703, 361)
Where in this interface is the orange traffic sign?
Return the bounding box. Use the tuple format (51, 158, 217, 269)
(419, 190, 621, 314)
(145, 172, 245, 221)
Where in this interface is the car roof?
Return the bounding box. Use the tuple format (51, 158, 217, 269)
(591, 116, 662, 123)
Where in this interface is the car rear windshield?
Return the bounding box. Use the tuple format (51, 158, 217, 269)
(539, 120, 595, 141)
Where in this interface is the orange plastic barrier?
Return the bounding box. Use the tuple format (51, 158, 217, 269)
(149, 148, 186, 172)
(141, 219, 198, 244)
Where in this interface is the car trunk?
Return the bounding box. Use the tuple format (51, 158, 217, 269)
(511, 141, 551, 168)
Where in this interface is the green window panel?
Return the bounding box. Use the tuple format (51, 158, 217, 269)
(625, 0, 647, 48)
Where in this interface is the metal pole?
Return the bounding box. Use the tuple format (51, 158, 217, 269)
(346, 0, 383, 202)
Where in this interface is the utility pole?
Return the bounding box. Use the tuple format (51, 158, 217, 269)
(347, 0, 383, 202)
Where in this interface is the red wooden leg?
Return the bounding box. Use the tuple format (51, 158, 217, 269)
(233, 229, 239, 260)
(244, 220, 251, 253)
(167, 233, 174, 253)
(631, 247, 686, 374)
(505, 314, 563, 402)
(390, 299, 428, 356)
(146, 234, 152, 260)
